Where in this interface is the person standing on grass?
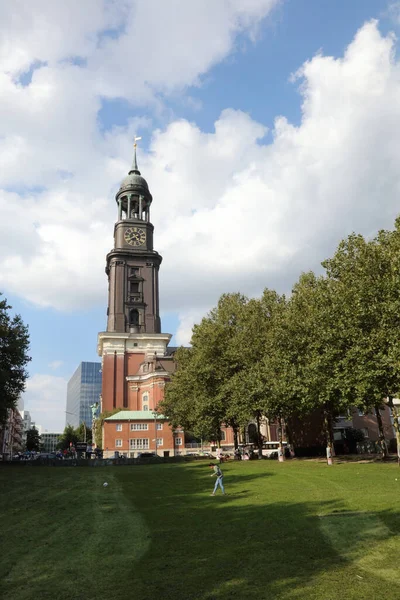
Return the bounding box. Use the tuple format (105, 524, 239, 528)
(209, 463, 225, 495)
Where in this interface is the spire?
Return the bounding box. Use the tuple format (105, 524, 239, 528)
(129, 136, 141, 175)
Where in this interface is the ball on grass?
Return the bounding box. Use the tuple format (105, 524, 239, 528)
(103, 482, 108, 487)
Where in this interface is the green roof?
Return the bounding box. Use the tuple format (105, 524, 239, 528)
(105, 411, 166, 421)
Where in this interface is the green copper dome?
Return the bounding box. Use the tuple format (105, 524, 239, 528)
(119, 172, 149, 191)
(116, 145, 152, 202)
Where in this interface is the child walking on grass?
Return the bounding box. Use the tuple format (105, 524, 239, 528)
(209, 463, 225, 495)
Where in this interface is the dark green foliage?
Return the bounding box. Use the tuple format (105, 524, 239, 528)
(76, 422, 92, 445)
(160, 293, 284, 445)
(344, 428, 365, 443)
(162, 218, 400, 455)
(0, 294, 31, 424)
(56, 424, 78, 450)
(25, 427, 40, 451)
(57, 422, 93, 450)
(323, 225, 400, 456)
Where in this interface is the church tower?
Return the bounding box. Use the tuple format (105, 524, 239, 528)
(106, 144, 161, 334)
(98, 144, 175, 444)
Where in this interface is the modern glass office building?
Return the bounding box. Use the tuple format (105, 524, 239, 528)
(65, 362, 102, 428)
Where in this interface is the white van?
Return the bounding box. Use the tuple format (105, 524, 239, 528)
(261, 441, 287, 457)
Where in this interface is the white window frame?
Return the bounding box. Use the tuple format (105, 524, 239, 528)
(220, 430, 226, 441)
(175, 437, 182, 446)
(142, 392, 149, 411)
(115, 439, 123, 447)
(129, 438, 149, 449)
(156, 423, 163, 430)
(116, 424, 122, 431)
(130, 423, 148, 431)
(156, 438, 163, 446)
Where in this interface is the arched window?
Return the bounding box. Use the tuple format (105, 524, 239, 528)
(130, 309, 139, 326)
(142, 392, 149, 411)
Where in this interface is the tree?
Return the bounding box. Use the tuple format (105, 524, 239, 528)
(161, 345, 226, 442)
(284, 272, 352, 463)
(0, 294, 31, 423)
(26, 427, 40, 451)
(161, 294, 254, 444)
(323, 228, 400, 459)
(222, 291, 291, 458)
(76, 422, 92, 445)
(256, 290, 294, 458)
(162, 291, 305, 456)
(207, 294, 260, 446)
(57, 424, 78, 450)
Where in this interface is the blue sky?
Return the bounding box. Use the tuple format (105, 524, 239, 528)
(2, 0, 400, 430)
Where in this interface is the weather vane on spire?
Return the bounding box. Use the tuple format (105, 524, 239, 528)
(130, 136, 142, 173)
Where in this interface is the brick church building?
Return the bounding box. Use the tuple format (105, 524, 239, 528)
(97, 144, 177, 458)
(97, 145, 235, 457)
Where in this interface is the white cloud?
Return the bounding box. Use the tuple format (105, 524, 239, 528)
(3, 12, 400, 354)
(155, 20, 400, 340)
(48, 361, 63, 370)
(0, 0, 126, 76)
(89, 0, 280, 101)
(0, 0, 279, 310)
(22, 374, 68, 432)
(174, 309, 206, 346)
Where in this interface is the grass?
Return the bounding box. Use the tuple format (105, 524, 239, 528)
(1, 459, 400, 600)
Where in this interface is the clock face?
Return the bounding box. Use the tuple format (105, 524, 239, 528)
(124, 227, 146, 247)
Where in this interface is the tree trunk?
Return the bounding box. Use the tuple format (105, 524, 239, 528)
(324, 410, 334, 465)
(242, 426, 247, 446)
(374, 404, 388, 459)
(388, 397, 400, 466)
(277, 416, 285, 462)
(233, 426, 238, 450)
(285, 419, 296, 457)
(256, 413, 263, 459)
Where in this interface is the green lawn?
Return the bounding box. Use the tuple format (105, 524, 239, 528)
(1, 459, 400, 600)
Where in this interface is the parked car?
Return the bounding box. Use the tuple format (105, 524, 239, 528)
(137, 452, 157, 459)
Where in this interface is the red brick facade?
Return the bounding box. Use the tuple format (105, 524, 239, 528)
(97, 335, 179, 457)
(103, 416, 179, 458)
